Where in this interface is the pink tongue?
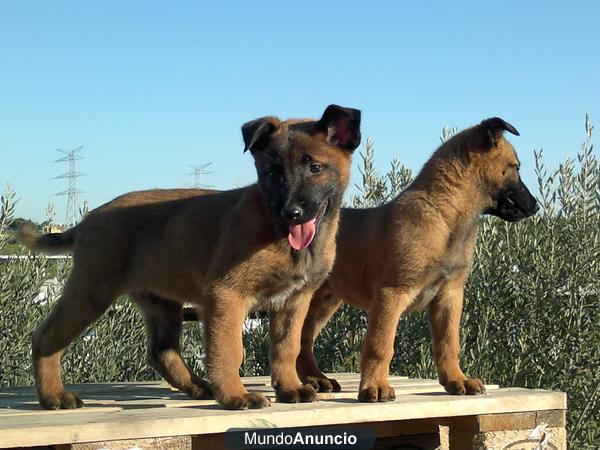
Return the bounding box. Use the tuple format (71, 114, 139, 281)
(288, 219, 316, 250)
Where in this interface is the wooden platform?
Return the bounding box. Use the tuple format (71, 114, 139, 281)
(0, 374, 567, 449)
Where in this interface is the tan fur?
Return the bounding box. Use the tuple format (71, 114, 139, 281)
(298, 120, 530, 401)
(16, 112, 356, 410)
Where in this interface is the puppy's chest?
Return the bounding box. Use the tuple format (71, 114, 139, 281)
(252, 273, 311, 311)
(411, 250, 468, 311)
(252, 250, 329, 311)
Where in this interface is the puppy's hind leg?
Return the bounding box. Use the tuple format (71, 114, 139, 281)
(32, 273, 116, 410)
(133, 294, 213, 400)
(296, 284, 343, 393)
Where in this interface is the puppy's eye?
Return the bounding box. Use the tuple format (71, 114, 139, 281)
(310, 163, 323, 174)
(503, 164, 520, 176)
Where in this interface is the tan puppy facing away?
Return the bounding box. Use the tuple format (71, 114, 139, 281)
(17, 104, 361, 410)
(297, 118, 539, 401)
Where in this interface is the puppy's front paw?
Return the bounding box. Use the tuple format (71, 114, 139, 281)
(221, 392, 271, 410)
(39, 390, 84, 410)
(275, 384, 318, 403)
(358, 383, 396, 402)
(304, 376, 341, 393)
(444, 378, 486, 395)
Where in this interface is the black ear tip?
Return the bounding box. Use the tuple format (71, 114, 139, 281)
(481, 117, 520, 136)
(323, 104, 361, 121)
(480, 117, 502, 127)
(241, 117, 278, 153)
(318, 104, 362, 151)
(503, 120, 520, 136)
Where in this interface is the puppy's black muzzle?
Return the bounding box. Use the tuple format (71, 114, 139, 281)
(281, 206, 303, 223)
(280, 200, 327, 226)
(487, 178, 539, 222)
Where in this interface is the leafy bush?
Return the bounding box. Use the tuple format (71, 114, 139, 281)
(1, 117, 597, 447)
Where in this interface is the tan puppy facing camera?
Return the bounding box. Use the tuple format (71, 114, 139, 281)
(17, 105, 361, 410)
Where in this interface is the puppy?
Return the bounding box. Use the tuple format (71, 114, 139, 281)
(297, 118, 538, 401)
(17, 105, 361, 410)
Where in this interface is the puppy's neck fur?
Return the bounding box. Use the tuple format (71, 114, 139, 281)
(401, 143, 485, 232)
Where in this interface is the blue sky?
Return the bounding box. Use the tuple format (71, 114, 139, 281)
(1, 1, 598, 223)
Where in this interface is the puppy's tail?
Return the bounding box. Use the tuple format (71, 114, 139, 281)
(15, 222, 78, 254)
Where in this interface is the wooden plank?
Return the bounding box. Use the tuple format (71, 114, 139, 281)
(240, 376, 270, 385)
(478, 412, 537, 432)
(0, 377, 483, 408)
(0, 381, 180, 403)
(315, 383, 499, 400)
(442, 412, 537, 433)
(238, 373, 409, 386)
(440, 409, 567, 432)
(0, 384, 501, 416)
(0, 387, 566, 448)
(0, 383, 500, 415)
(335, 378, 440, 387)
(72, 436, 190, 450)
(536, 409, 566, 427)
(447, 428, 476, 450)
(246, 382, 499, 400)
(192, 433, 225, 450)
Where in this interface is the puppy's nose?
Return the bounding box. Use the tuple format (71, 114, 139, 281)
(282, 206, 303, 221)
(534, 202, 540, 213)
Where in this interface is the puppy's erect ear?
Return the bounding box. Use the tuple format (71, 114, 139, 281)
(242, 117, 280, 153)
(479, 117, 520, 148)
(316, 105, 361, 152)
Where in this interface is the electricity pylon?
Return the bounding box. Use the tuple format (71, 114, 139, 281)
(189, 162, 213, 188)
(54, 145, 84, 226)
